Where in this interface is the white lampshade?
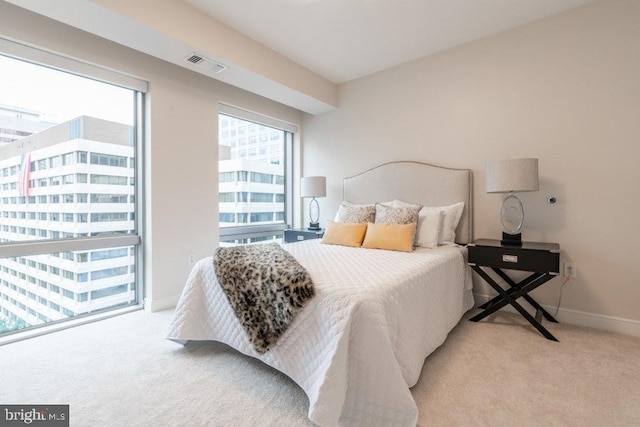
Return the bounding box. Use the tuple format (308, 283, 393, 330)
(486, 158, 539, 193)
(301, 176, 326, 198)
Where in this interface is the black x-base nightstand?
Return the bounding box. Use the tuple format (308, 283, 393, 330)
(468, 238, 561, 341)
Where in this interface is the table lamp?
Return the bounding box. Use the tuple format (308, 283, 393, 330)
(301, 176, 326, 231)
(486, 158, 539, 246)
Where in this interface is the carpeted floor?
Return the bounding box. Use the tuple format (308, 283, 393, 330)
(1, 309, 639, 426)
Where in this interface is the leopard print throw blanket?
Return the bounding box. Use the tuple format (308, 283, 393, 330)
(213, 243, 315, 354)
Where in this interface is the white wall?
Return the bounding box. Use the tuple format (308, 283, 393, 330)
(303, 0, 640, 328)
(0, 2, 304, 310)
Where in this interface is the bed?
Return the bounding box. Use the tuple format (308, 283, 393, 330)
(167, 161, 475, 426)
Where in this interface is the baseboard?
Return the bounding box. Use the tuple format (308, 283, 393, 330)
(473, 293, 640, 338)
(144, 294, 179, 312)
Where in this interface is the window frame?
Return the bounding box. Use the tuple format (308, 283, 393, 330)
(0, 37, 146, 341)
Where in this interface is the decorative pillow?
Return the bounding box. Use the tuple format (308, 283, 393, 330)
(334, 201, 375, 223)
(361, 222, 417, 253)
(374, 203, 421, 225)
(321, 221, 368, 247)
(420, 202, 464, 245)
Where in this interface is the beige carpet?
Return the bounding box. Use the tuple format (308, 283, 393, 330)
(1, 309, 639, 426)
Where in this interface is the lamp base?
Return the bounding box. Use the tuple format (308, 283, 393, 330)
(308, 198, 320, 231)
(501, 232, 522, 246)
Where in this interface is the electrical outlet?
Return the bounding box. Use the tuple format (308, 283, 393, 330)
(188, 253, 195, 265)
(564, 262, 576, 278)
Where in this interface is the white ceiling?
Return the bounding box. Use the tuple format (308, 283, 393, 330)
(6, 0, 596, 113)
(183, 0, 595, 83)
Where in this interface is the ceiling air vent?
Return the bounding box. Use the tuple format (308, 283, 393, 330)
(185, 53, 228, 74)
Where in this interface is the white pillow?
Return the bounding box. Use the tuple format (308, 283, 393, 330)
(415, 209, 444, 248)
(394, 200, 464, 245)
(420, 202, 464, 245)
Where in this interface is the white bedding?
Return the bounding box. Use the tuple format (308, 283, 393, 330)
(167, 239, 474, 426)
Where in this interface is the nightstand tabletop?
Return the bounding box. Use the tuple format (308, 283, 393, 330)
(469, 238, 559, 252)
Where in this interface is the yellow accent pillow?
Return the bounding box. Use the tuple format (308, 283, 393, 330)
(361, 222, 416, 253)
(321, 221, 368, 247)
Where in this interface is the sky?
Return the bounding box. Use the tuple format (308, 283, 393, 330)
(0, 55, 134, 126)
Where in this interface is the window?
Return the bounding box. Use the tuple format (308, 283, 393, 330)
(91, 284, 128, 299)
(90, 175, 128, 185)
(90, 212, 127, 222)
(250, 172, 273, 184)
(250, 212, 274, 223)
(218, 107, 294, 246)
(91, 194, 127, 203)
(219, 192, 235, 203)
(91, 248, 128, 261)
(91, 267, 128, 281)
(250, 193, 274, 203)
(90, 153, 128, 168)
(219, 172, 235, 183)
(219, 213, 235, 223)
(237, 213, 248, 223)
(0, 42, 144, 338)
(61, 153, 73, 165)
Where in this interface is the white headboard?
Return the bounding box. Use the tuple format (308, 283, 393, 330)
(343, 161, 473, 244)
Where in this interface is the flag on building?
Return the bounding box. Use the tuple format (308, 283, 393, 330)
(18, 152, 32, 197)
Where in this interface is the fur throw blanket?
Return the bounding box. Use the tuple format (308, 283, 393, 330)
(213, 243, 315, 354)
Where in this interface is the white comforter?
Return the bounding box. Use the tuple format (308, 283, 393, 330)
(167, 240, 474, 426)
